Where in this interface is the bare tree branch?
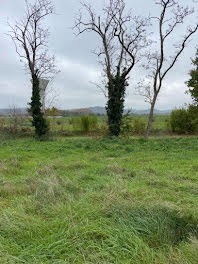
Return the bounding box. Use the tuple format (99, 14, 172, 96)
(74, 0, 150, 90)
(7, 0, 58, 80)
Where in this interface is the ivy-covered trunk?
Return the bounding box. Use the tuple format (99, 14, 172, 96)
(106, 74, 127, 136)
(30, 74, 49, 138)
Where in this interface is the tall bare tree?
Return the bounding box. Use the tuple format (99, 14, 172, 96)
(8, 0, 58, 138)
(137, 0, 198, 139)
(75, 0, 150, 136)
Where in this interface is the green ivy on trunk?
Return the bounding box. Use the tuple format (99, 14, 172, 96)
(30, 74, 49, 138)
(106, 73, 128, 136)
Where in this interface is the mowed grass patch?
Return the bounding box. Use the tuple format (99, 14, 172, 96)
(0, 137, 198, 263)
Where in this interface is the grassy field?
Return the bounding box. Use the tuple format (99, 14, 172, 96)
(0, 136, 198, 263)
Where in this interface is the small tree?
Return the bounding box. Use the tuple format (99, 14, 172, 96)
(137, 0, 198, 139)
(187, 49, 198, 105)
(8, 0, 58, 138)
(75, 0, 150, 136)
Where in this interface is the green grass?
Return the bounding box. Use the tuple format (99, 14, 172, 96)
(0, 136, 198, 263)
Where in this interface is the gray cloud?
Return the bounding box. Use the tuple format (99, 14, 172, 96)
(0, 0, 197, 109)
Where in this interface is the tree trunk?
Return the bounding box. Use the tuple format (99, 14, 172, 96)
(30, 74, 49, 138)
(106, 94, 123, 136)
(144, 95, 157, 139)
(106, 74, 127, 136)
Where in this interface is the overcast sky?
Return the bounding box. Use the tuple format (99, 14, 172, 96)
(0, 0, 197, 110)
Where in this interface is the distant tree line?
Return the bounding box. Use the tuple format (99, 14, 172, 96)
(45, 108, 106, 117)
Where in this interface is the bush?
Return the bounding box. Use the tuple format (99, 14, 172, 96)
(71, 117, 81, 131)
(188, 105, 198, 128)
(170, 107, 198, 134)
(89, 115, 98, 130)
(121, 115, 133, 137)
(133, 118, 146, 135)
(80, 116, 90, 131)
(80, 115, 98, 132)
(71, 116, 98, 132)
(121, 117, 146, 136)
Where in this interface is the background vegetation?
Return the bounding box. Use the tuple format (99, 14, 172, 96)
(0, 114, 177, 138)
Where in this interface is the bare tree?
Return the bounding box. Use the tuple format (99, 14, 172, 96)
(75, 0, 150, 136)
(137, 0, 198, 139)
(8, 105, 25, 134)
(7, 0, 58, 137)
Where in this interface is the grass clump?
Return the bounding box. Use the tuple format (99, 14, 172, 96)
(70, 115, 98, 132)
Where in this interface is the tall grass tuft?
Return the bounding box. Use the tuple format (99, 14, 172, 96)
(133, 118, 146, 135)
(80, 115, 98, 132)
(70, 117, 81, 131)
(70, 115, 98, 132)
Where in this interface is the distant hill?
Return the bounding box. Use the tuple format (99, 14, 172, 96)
(87, 107, 171, 116)
(88, 106, 106, 115)
(60, 108, 93, 117)
(0, 108, 28, 115)
(132, 109, 172, 115)
(70, 108, 93, 114)
(0, 107, 172, 116)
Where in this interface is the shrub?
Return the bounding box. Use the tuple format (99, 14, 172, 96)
(71, 117, 81, 131)
(170, 107, 198, 134)
(80, 116, 90, 131)
(133, 118, 146, 135)
(71, 116, 98, 132)
(80, 115, 98, 132)
(88, 115, 98, 130)
(121, 115, 133, 137)
(187, 105, 198, 132)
